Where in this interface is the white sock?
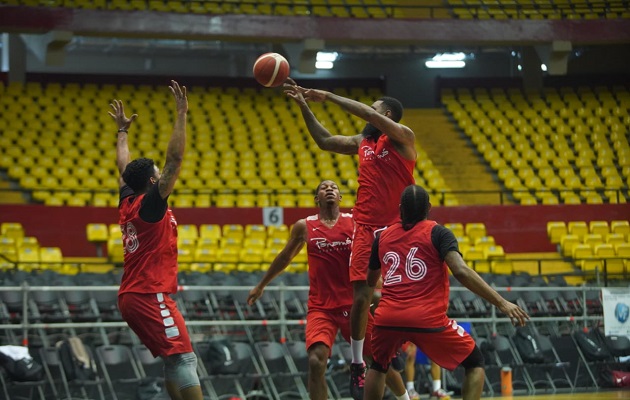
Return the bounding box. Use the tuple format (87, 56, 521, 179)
(350, 338, 364, 365)
(406, 381, 415, 391)
(396, 391, 410, 400)
(433, 379, 441, 392)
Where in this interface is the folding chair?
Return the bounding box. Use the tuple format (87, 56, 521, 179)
(255, 341, 309, 399)
(96, 344, 143, 400)
(39, 346, 106, 400)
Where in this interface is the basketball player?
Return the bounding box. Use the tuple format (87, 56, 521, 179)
(403, 342, 453, 399)
(112, 81, 203, 400)
(284, 79, 416, 400)
(247, 180, 407, 400)
(364, 185, 530, 400)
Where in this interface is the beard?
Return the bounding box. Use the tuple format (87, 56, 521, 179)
(361, 123, 382, 140)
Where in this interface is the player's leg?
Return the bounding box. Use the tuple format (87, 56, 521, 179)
(459, 346, 485, 400)
(430, 360, 454, 399)
(307, 343, 330, 400)
(163, 352, 203, 400)
(306, 310, 340, 400)
(404, 343, 420, 400)
(350, 280, 373, 363)
(364, 367, 387, 400)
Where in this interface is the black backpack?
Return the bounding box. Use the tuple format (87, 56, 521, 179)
(57, 337, 97, 381)
(0, 347, 44, 382)
(512, 327, 545, 363)
(573, 330, 611, 361)
(206, 339, 239, 374)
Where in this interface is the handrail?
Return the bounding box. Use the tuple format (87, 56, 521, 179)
(0, 284, 606, 334)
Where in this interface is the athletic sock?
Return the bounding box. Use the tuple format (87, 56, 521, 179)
(433, 379, 441, 392)
(396, 391, 410, 400)
(350, 338, 364, 365)
(406, 381, 414, 391)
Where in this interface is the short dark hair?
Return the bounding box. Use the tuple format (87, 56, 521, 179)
(400, 185, 430, 230)
(379, 96, 403, 122)
(122, 158, 155, 193)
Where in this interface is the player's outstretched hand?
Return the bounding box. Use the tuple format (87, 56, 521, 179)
(169, 80, 188, 114)
(108, 100, 138, 131)
(247, 286, 263, 305)
(499, 301, 530, 327)
(284, 80, 308, 107)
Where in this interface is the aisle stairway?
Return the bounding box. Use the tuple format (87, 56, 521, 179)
(406, 109, 506, 205)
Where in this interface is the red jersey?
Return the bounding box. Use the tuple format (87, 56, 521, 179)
(118, 194, 179, 295)
(355, 135, 415, 226)
(374, 220, 450, 329)
(305, 213, 354, 311)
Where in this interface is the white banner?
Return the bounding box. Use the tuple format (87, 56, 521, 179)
(602, 288, 630, 336)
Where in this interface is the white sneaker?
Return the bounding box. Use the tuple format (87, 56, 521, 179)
(408, 388, 421, 400)
(431, 388, 454, 399)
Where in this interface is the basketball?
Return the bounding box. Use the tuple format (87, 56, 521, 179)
(253, 52, 290, 88)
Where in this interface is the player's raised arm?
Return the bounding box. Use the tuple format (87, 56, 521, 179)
(248, 219, 307, 305)
(284, 80, 361, 155)
(445, 251, 530, 327)
(109, 100, 138, 188)
(158, 80, 188, 199)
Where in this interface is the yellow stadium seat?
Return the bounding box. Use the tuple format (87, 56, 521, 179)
(214, 262, 237, 274)
(491, 259, 513, 274)
(239, 248, 264, 263)
(465, 223, 487, 243)
(244, 224, 267, 240)
(589, 221, 609, 236)
(222, 225, 244, 240)
(86, 223, 108, 244)
(178, 224, 198, 241)
(243, 238, 266, 249)
(443, 223, 464, 237)
(194, 247, 218, 263)
(474, 236, 496, 250)
(263, 248, 282, 263)
(39, 247, 62, 270)
(611, 220, 629, 237)
(547, 221, 567, 244)
(268, 225, 289, 240)
(594, 243, 623, 275)
(107, 238, 124, 264)
(199, 224, 222, 240)
(567, 221, 589, 240)
(1, 222, 24, 239)
(17, 244, 39, 271)
(605, 233, 626, 245)
(109, 224, 121, 238)
(583, 234, 604, 248)
(560, 235, 581, 258)
(217, 248, 239, 263)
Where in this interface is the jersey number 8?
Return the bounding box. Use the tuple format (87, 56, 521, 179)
(122, 222, 140, 254)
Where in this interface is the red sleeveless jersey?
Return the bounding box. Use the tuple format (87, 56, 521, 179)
(374, 220, 450, 329)
(118, 195, 179, 295)
(355, 135, 415, 226)
(305, 213, 354, 311)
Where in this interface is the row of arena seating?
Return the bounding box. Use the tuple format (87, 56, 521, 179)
(0, 81, 452, 207)
(5, 0, 630, 20)
(444, 85, 630, 205)
(546, 220, 630, 275)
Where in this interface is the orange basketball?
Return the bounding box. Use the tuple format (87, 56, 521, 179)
(253, 53, 290, 88)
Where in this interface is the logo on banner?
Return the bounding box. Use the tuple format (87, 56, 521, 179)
(615, 303, 629, 324)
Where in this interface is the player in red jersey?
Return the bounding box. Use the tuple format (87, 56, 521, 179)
(247, 180, 406, 400)
(112, 81, 203, 400)
(365, 185, 530, 400)
(284, 79, 416, 400)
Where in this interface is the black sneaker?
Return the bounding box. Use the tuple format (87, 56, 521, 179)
(349, 362, 366, 400)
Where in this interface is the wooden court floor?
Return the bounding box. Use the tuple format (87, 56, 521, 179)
(486, 391, 630, 399)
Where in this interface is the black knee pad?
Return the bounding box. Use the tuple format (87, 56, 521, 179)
(460, 345, 485, 370)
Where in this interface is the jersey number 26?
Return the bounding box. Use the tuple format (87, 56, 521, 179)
(383, 247, 427, 286)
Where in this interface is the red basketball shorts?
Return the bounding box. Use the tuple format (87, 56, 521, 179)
(371, 320, 476, 371)
(305, 307, 374, 357)
(118, 292, 193, 358)
(350, 223, 385, 283)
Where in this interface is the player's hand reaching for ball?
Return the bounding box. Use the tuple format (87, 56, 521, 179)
(108, 100, 138, 132)
(284, 78, 308, 107)
(247, 286, 264, 305)
(499, 300, 530, 327)
(169, 80, 188, 115)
